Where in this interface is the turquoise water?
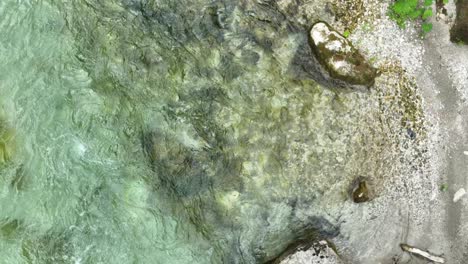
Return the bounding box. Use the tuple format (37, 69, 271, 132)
(0, 1, 212, 263)
(0, 1, 426, 263)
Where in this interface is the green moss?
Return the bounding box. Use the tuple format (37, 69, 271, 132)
(343, 30, 351, 38)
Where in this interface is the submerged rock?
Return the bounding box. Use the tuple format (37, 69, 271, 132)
(279, 240, 341, 264)
(352, 180, 370, 203)
(309, 22, 377, 87)
(450, 0, 468, 44)
(0, 218, 21, 238)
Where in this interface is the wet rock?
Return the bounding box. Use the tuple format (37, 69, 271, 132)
(279, 240, 342, 264)
(309, 22, 377, 87)
(0, 219, 21, 238)
(436, 0, 448, 16)
(450, 0, 468, 44)
(352, 180, 370, 203)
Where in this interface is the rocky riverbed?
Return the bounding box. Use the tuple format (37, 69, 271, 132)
(0, 0, 466, 263)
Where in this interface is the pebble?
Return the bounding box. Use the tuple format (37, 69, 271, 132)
(453, 188, 466, 203)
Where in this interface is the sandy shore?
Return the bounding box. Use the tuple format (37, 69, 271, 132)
(284, 1, 468, 263)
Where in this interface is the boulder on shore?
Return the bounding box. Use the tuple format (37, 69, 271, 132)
(309, 22, 377, 87)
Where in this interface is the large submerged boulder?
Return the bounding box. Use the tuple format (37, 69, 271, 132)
(450, 0, 468, 44)
(309, 22, 377, 87)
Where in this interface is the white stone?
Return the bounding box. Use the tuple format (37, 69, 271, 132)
(325, 40, 344, 51)
(453, 188, 466, 203)
(311, 22, 331, 45)
(330, 60, 353, 74)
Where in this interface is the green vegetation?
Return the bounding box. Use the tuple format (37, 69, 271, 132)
(440, 183, 448, 192)
(343, 30, 351, 38)
(389, 0, 434, 34)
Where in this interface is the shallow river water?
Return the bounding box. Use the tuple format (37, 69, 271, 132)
(0, 1, 430, 263)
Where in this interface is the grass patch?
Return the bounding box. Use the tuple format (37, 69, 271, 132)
(389, 0, 434, 34)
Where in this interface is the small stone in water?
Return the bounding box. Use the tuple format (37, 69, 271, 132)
(353, 180, 370, 203)
(407, 128, 416, 140)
